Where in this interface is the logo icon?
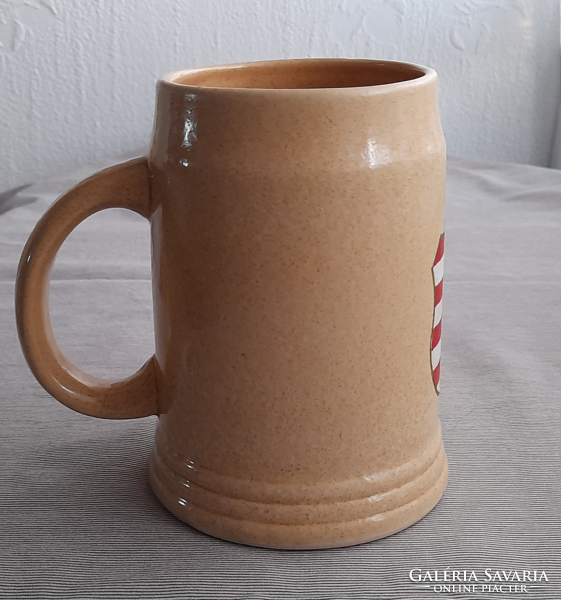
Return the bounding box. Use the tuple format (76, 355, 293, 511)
(431, 233, 444, 394)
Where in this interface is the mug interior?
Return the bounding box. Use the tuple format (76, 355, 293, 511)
(171, 59, 427, 90)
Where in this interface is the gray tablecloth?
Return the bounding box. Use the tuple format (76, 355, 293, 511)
(1, 156, 560, 599)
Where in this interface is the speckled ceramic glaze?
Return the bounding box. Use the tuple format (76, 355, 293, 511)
(16, 58, 447, 549)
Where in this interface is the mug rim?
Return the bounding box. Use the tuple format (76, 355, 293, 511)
(159, 57, 436, 94)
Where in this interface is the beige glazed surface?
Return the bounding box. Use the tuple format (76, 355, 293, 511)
(16, 58, 447, 549)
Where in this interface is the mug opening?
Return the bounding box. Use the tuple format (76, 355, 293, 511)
(166, 59, 429, 91)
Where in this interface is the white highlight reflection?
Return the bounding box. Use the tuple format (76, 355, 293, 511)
(362, 140, 391, 168)
(180, 94, 198, 166)
(181, 108, 197, 148)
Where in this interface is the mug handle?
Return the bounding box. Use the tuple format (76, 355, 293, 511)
(15, 157, 159, 419)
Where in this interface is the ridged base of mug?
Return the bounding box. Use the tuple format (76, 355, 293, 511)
(148, 431, 448, 549)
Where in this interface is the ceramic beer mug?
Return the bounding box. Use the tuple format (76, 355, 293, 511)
(16, 58, 447, 549)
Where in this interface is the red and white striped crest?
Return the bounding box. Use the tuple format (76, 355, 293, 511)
(431, 233, 444, 394)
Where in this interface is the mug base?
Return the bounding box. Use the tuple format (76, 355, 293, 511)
(147, 434, 448, 550)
